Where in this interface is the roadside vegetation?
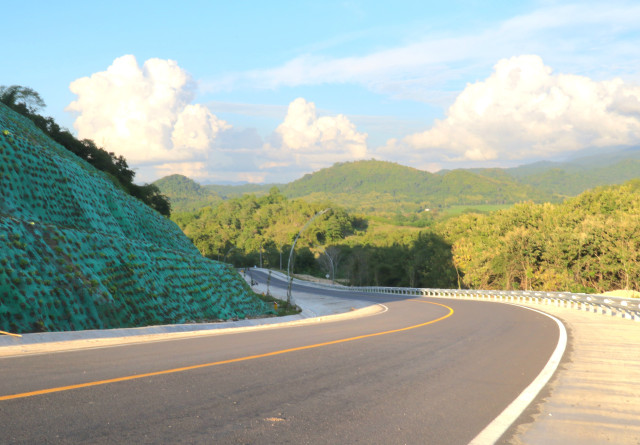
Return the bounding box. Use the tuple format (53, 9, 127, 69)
(172, 181, 640, 295)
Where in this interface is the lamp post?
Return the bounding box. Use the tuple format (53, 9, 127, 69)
(286, 208, 330, 305)
(223, 246, 236, 263)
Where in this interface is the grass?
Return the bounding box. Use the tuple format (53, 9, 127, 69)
(254, 291, 301, 317)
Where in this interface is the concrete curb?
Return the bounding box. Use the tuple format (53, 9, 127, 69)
(0, 273, 383, 357)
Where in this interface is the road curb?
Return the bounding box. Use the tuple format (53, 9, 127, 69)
(0, 301, 385, 358)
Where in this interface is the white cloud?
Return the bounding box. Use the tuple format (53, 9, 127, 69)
(67, 55, 230, 168)
(264, 98, 368, 170)
(399, 55, 640, 161)
(171, 104, 230, 151)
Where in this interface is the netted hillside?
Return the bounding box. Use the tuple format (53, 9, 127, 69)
(0, 103, 272, 333)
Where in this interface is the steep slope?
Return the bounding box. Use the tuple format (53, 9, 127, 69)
(0, 103, 271, 334)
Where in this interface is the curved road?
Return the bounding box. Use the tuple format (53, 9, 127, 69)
(0, 273, 560, 444)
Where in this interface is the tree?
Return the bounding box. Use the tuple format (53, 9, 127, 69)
(0, 85, 45, 114)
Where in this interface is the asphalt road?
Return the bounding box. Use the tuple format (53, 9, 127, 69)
(0, 275, 559, 444)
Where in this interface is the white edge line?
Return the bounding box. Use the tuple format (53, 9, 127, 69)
(468, 305, 568, 445)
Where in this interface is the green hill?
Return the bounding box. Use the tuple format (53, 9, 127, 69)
(156, 150, 640, 218)
(153, 174, 223, 212)
(0, 103, 272, 334)
(152, 175, 279, 212)
(280, 160, 555, 212)
(157, 160, 557, 216)
(499, 147, 640, 196)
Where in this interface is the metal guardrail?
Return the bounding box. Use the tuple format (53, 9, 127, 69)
(290, 275, 640, 322)
(247, 269, 640, 322)
(356, 287, 640, 322)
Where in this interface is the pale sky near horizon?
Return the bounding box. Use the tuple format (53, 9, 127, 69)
(4, 0, 640, 184)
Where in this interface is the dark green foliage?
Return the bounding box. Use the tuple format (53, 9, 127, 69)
(175, 188, 357, 266)
(280, 160, 556, 213)
(153, 174, 222, 212)
(441, 180, 640, 293)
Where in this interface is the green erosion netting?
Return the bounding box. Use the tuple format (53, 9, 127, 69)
(0, 103, 273, 333)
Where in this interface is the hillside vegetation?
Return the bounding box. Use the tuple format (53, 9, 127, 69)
(0, 103, 272, 334)
(156, 159, 558, 218)
(173, 177, 640, 294)
(153, 174, 223, 212)
(156, 146, 640, 220)
(440, 180, 640, 293)
(282, 160, 554, 212)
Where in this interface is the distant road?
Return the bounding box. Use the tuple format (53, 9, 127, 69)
(0, 274, 559, 444)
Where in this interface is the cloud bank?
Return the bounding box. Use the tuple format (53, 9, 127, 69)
(67, 55, 231, 175)
(67, 56, 369, 183)
(264, 98, 368, 171)
(394, 55, 640, 163)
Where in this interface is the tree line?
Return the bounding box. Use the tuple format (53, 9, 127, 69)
(440, 180, 640, 293)
(0, 85, 171, 216)
(173, 180, 640, 294)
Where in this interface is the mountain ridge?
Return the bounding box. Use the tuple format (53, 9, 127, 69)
(155, 148, 640, 214)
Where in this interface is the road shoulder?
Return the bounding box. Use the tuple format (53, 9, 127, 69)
(502, 303, 640, 445)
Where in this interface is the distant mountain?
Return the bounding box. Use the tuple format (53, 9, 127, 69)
(280, 160, 555, 212)
(153, 174, 222, 212)
(206, 183, 278, 198)
(500, 147, 640, 196)
(153, 175, 280, 212)
(155, 147, 640, 216)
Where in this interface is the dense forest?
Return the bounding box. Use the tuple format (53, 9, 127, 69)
(156, 160, 558, 216)
(441, 180, 640, 293)
(172, 180, 640, 294)
(172, 187, 365, 272)
(282, 160, 555, 213)
(171, 187, 457, 289)
(0, 85, 171, 216)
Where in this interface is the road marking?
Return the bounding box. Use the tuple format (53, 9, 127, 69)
(0, 301, 453, 401)
(468, 305, 567, 445)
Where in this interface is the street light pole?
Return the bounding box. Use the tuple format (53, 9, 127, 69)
(223, 246, 236, 263)
(286, 208, 330, 305)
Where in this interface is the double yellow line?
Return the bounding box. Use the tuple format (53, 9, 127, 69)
(1, 300, 453, 401)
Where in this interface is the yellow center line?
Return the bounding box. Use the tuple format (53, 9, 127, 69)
(1, 300, 453, 401)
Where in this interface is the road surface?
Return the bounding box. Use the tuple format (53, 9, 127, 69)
(0, 273, 559, 444)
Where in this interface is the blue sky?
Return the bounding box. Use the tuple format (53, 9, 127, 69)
(4, 0, 640, 183)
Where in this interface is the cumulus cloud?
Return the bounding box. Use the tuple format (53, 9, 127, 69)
(67, 55, 230, 169)
(400, 55, 640, 161)
(265, 98, 368, 171)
